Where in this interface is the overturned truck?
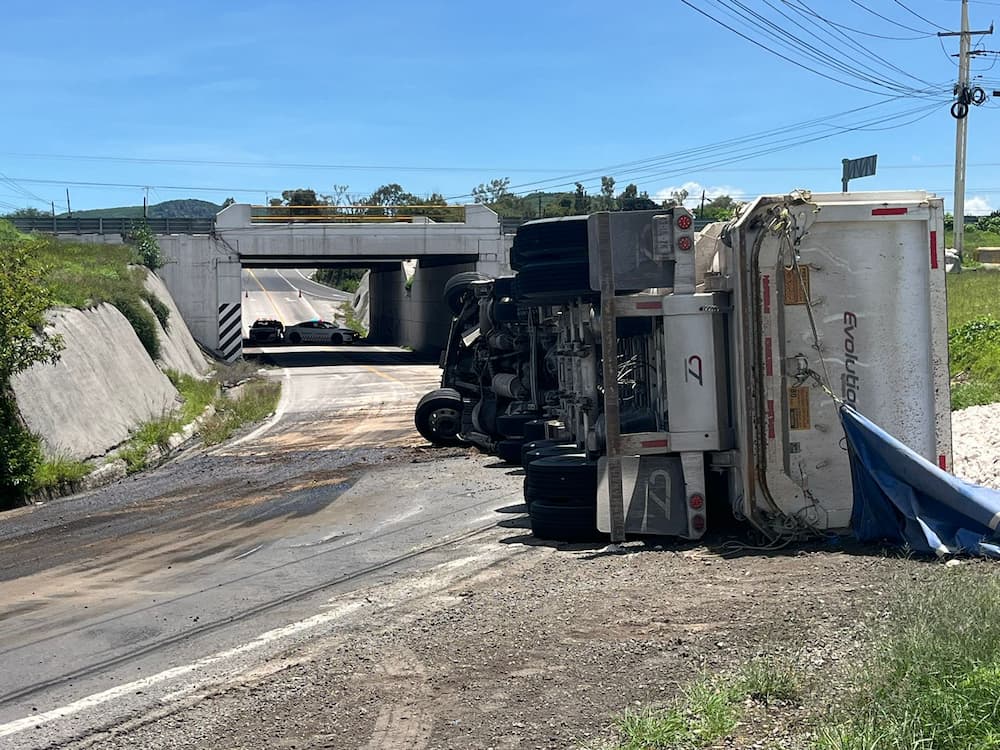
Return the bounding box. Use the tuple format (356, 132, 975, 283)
(415, 191, 951, 543)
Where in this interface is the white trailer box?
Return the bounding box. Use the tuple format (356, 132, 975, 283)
(724, 191, 951, 534)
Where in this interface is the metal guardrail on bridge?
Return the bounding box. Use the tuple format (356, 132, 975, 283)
(247, 204, 467, 223)
(9, 216, 215, 235)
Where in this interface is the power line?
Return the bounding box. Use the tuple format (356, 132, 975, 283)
(0, 152, 583, 175)
(891, 0, 950, 32)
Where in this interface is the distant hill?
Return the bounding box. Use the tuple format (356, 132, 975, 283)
(59, 199, 224, 219)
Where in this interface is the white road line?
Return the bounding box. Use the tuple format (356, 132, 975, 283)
(0, 600, 367, 739)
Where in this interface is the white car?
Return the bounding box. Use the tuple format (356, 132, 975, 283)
(283, 319, 357, 346)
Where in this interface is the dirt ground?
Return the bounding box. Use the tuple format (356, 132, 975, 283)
(57, 477, 932, 750)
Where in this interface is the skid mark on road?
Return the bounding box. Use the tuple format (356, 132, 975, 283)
(361, 648, 434, 750)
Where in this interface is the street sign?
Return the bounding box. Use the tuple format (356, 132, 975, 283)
(842, 154, 878, 191)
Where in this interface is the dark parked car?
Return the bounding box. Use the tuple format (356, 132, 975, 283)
(248, 318, 284, 344)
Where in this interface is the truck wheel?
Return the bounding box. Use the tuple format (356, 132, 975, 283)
(496, 413, 536, 439)
(443, 271, 488, 316)
(288, 332, 302, 344)
(494, 438, 525, 465)
(523, 419, 548, 441)
(414, 388, 464, 446)
(523, 454, 596, 506)
(529, 501, 606, 543)
(514, 259, 593, 300)
(511, 216, 589, 269)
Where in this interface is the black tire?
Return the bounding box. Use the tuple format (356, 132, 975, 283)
(331, 332, 344, 345)
(523, 419, 547, 441)
(523, 454, 596, 507)
(523, 444, 581, 466)
(511, 216, 589, 270)
(443, 271, 488, 316)
(496, 413, 535, 439)
(520, 439, 562, 466)
(414, 388, 464, 446)
(495, 438, 525, 465)
(529, 502, 606, 543)
(515, 259, 593, 301)
(288, 332, 302, 344)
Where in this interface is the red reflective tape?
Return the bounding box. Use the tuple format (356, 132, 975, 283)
(938, 454, 947, 470)
(765, 336, 773, 377)
(872, 207, 908, 216)
(762, 275, 771, 314)
(930, 230, 939, 270)
(767, 400, 775, 440)
(636, 301, 661, 310)
(641, 439, 669, 449)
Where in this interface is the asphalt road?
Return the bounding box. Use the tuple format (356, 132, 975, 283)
(0, 321, 523, 748)
(241, 268, 351, 334)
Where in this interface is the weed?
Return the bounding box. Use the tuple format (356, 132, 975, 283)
(339, 301, 368, 337)
(815, 570, 1000, 750)
(604, 658, 804, 750)
(34, 453, 92, 491)
(200, 379, 280, 445)
(733, 658, 800, 703)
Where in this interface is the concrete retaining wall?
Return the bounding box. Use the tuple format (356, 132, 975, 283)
(11, 270, 210, 461)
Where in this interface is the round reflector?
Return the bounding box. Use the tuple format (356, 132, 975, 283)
(689, 493, 704, 510)
(677, 236, 693, 252)
(691, 514, 706, 532)
(677, 214, 693, 230)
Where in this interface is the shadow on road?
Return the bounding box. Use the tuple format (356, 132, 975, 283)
(244, 346, 439, 368)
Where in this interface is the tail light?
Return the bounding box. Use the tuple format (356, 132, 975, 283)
(691, 514, 706, 533)
(689, 493, 704, 510)
(677, 236, 693, 252)
(677, 214, 693, 230)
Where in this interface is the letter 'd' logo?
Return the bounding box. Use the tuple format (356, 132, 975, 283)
(685, 355, 703, 386)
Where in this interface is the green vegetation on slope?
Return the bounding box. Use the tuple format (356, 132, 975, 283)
(947, 270, 1000, 408)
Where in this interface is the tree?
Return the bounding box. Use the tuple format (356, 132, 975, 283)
(699, 195, 738, 221)
(0, 222, 65, 507)
(600, 176, 616, 210)
(617, 184, 658, 212)
(573, 183, 588, 213)
(471, 178, 511, 205)
(2, 207, 46, 219)
(221, 197, 236, 209)
(0, 224, 64, 383)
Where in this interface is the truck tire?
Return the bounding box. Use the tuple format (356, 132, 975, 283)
(522, 419, 548, 441)
(443, 271, 488, 316)
(495, 438, 525, 465)
(414, 388, 464, 446)
(523, 454, 596, 506)
(514, 259, 593, 301)
(496, 413, 536, 439)
(511, 217, 589, 270)
(529, 501, 605, 543)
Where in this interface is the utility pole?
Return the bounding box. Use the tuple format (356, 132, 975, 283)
(939, 0, 993, 261)
(66, 188, 72, 218)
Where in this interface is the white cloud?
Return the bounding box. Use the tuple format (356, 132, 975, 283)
(965, 195, 995, 215)
(652, 181, 745, 209)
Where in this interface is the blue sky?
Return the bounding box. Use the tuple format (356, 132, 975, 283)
(1, 0, 997, 215)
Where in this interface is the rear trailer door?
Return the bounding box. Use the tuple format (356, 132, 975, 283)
(729, 191, 951, 533)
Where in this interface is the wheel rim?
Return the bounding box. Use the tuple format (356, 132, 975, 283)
(429, 406, 461, 440)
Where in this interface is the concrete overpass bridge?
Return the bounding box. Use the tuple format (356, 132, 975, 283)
(15, 204, 510, 361)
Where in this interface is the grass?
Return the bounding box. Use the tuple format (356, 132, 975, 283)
(33, 453, 92, 492)
(14, 226, 165, 358)
(946, 270, 1000, 408)
(115, 369, 279, 473)
(200, 379, 281, 445)
(814, 569, 1000, 750)
(603, 660, 800, 750)
(339, 300, 368, 337)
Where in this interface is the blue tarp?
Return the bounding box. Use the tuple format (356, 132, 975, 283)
(842, 405, 1000, 558)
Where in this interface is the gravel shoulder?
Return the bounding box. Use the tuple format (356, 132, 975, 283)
(12, 404, 999, 750)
